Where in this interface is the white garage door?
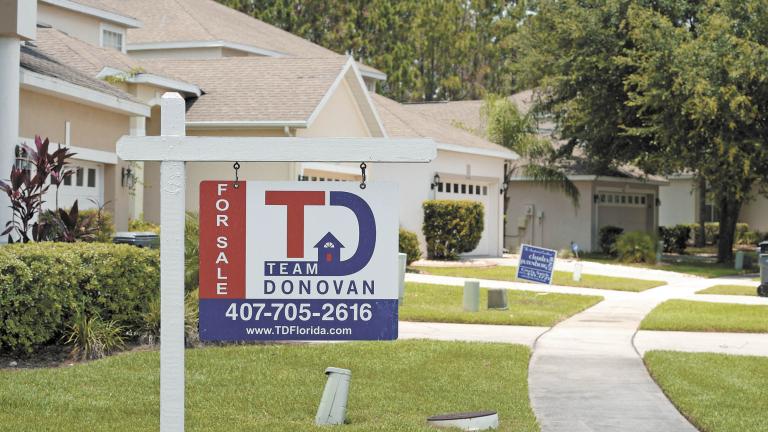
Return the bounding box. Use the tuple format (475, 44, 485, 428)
(45, 160, 104, 211)
(596, 191, 652, 234)
(436, 180, 494, 256)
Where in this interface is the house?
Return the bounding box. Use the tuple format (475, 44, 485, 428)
(372, 94, 515, 257)
(659, 176, 768, 232)
(0, 0, 513, 257)
(407, 91, 666, 253)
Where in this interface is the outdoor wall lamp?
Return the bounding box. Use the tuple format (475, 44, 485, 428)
(593, 194, 600, 203)
(656, 197, 662, 207)
(121, 167, 135, 189)
(500, 182, 508, 195)
(430, 173, 441, 190)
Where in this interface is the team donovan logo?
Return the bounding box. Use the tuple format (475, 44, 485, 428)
(198, 181, 398, 341)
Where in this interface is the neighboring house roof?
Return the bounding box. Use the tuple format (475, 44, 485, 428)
(405, 90, 665, 183)
(33, 28, 200, 96)
(371, 93, 517, 160)
(20, 43, 149, 116)
(91, 0, 384, 79)
(40, 0, 141, 28)
(140, 56, 380, 130)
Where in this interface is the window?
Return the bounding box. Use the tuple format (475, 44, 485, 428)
(597, 192, 648, 207)
(453, 184, 459, 193)
(437, 182, 443, 192)
(482, 186, 488, 195)
(461, 184, 466, 194)
(76, 168, 84, 187)
(468, 185, 474, 194)
(101, 28, 124, 51)
(63, 174, 72, 186)
(87, 168, 96, 188)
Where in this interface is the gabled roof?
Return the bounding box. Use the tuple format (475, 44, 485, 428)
(40, 0, 141, 28)
(20, 44, 148, 116)
(371, 93, 517, 160)
(32, 28, 200, 96)
(91, 0, 384, 79)
(408, 90, 665, 182)
(141, 56, 383, 133)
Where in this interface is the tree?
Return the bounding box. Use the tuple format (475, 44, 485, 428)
(216, 0, 524, 102)
(516, 0, 768, 262)
(482, 95, 580, 243)
(622, 1, 768, 262)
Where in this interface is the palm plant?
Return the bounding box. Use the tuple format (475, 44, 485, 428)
(482, 95, 580, 241)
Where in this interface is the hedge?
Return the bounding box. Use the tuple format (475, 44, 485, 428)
(616, 231, 657, 264)
(598, 226, 624, 256)
(0, 243, 159, 353)
(398, 228, 422, 265)
(658, 225, 691, 254)
(422, 200, 484, 260)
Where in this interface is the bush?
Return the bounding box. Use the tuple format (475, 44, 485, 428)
(185, 212, 199, 292)
(422, 200, 484, 260)
(399, 228, 422, 265)
(79, 208, 115, 243)
(658, 225, 691, 254)
(0, 243, 160, 353)
(616, 231, 657, 263)
(598, 226, 624, 255)
(705, 222, 719, 245)
(64, 312, 125, 360)
(129, 214, 160, 234)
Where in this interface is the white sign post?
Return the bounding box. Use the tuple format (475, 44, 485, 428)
(116, 92, 436, 432)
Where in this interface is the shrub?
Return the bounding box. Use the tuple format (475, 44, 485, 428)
(185, 212, 199, 292)
(422, 200, 484, 260)
(658, 224, 691, 254)
(79, 208, 115, 243)
(129, 214, 160, 234)
(64, 312, 125, 360)
(704, 222, 719, 245)
(0, 243, 159, 353)
(598, 226, 624, 256)
(616, 231, 657, 263)
(399, 228, 422, 265)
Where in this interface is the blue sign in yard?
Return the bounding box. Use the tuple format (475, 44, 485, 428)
(517, 244, 557, 285)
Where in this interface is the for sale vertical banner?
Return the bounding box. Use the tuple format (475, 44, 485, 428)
(199, 181, 246, 299)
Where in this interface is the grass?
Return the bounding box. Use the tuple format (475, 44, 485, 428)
(0, 341, 538, 432)
(644, 351, 768, 432)
(698, 284, 757, 297)
(640, 299, 768, 333)
(417, 266, 665, 292)
(400, 282, 602, 326)
(581, 252, 758, 278)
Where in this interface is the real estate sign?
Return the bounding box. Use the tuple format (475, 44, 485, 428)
(198, 181, 399, 341)
(516, 244, 557, 285)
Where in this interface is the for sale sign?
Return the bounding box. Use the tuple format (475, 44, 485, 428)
(198, 181, 399, 341)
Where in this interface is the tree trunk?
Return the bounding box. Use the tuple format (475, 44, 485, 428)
(716, 194, 741, 263)
(696, 177, 706, 247)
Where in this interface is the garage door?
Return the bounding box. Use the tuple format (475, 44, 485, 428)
(46, 160, 104, 211)
(597, 191, 652, 234)
(436, 180, 493, 256)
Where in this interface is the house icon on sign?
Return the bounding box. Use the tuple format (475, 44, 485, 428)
(315, 232, 344, 273)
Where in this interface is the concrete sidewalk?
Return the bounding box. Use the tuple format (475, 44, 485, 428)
(527, 279, 714, 432)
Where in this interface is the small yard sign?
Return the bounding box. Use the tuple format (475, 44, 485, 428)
(198, 181, 398, 341)
(517, 244, 557, 285)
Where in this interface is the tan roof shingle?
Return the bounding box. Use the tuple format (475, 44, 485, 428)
(371, 93, 515, 158)
(143, 56, 349, 123)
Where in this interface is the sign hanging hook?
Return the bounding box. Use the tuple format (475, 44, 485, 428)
(359, 162, 367, 189)
(233, 161, 241, 189)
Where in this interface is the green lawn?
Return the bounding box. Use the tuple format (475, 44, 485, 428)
(0, 341, 538, 432)
(417, 266, 664, 292)
(400, 282, 602, 326)
(581, 252, 757, 278)
(640, 300, 768, 333)
(698, 284, 757, 297)
(645, 351, 768, 432)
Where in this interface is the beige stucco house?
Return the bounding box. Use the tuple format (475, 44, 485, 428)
(0, 0, 514, 257)
(408, 91, 666, 253)
(659, 175, 768, 232)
